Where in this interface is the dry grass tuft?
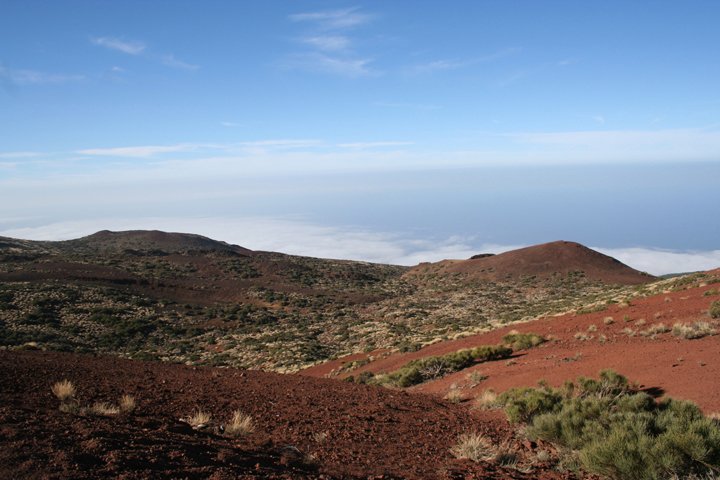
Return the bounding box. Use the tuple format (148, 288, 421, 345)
(88, 402, 120, 416)
(474, 389, 499, 410)
(587, 324, 597, 332)
(51, 380, 75, 402)
(603, 316, 615, 325)
(450, 432, 495, 462)
(119, 394, 136, 413)
(445, 387, 463, 403)
(187, 409, 212, 428)
(225, 410, 254, 437)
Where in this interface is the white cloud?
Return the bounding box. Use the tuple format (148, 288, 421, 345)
(1, 216, 717, 275)
(508, 127, 720, 163)
(0, 66, 84, 85)
(0, 151, 41, 159)
(91, 36, 146, 55)
(283, 52, 375, 77)
(221, 121, 243, 128)
(596, 247, 720, 276)
(160, 54, 199, 70)
(337, 141, 413, 149)
(289, 7, 372, 30)
(77, 143, 209, 158)
(300, 35, 350, 52)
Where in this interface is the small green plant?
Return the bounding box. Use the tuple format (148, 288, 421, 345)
(379, 345, 511, 387)
(502, 331, 546, 350)
(450, 432, 495, 462)
(710, 300, 720, 319)
(498, 371, 720, 480)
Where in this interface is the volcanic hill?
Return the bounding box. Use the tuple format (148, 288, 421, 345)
(406, 240, 654, 285)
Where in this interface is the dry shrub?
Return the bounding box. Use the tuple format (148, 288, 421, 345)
(603, 316, 615, 325)
(187, 410, 212, 427)
(445, 387, 463, 403)
(119, 394, 136, 413)
(639, 323, 670, 337)
(475, 389, 499, 410)
(450, 432, 495, 462)
(225, 410, 254, 437)
(587, 324, 597, 332)
(51, 380, 75, 402)
(88, 402, 120, 416)
(672, 321, 717, 340)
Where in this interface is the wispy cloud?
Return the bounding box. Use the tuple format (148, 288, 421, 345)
(91, 36, 197, 70)
(0, 66, 84, 85)
(337, 141, 413, 149)
(409, 48, 521, 75)
(91, 36, 146, 55)
(299, 35, 351, 52)
(161, 54, 199, 70)
(285, 7, 376, 77)
(282, 53, 375, 77)
(289, 7, 372, 30)
(220, 121, 243, 128)
(0, 151, 42, 159)
(374, 101, 442, 111)
(592, 115, 605, 125)
(77, 143, 209, 158)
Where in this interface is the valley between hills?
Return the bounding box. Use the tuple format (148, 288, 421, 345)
(1, 230, 719, 479)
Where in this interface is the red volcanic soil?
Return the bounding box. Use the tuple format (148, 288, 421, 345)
(405, 241, 655, 285)
(307, 280, 720, 413)
(0, 350, 576, 479)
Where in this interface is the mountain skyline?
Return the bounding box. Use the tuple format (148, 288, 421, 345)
(1, 1, 719, 274)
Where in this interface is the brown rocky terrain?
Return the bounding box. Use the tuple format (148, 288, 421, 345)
(0, 349, 576, 479)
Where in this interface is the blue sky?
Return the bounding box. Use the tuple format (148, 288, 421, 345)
(1, 1, 719, 274)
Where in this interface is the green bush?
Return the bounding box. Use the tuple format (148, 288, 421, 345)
(503, 332, 546, 350)
(381, 344, 512, 387)
(710, 300, 720, 319)
(500, 370, 720, 479)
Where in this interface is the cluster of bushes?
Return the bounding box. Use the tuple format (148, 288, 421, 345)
(379, 345, 512, 387)
(497, 370, 720, 479)
(502, 332, 546, 350)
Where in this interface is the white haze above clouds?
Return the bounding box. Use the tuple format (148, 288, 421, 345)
(1, 217, 719, 276)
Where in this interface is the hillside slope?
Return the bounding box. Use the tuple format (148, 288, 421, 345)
(406, 241, 654, 285)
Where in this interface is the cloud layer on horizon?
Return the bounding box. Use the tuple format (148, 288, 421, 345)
(1, 217, 718, 276)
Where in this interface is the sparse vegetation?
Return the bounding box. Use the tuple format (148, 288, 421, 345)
(119, 394, 136, 413)
(498, 371, 720, 480)
(475, 389, 499, 410)
(51, 379, 75, 402)
(502, 331, 546, 350)
(672, 321, 717, 340)
(225, 410, 254, 437)
(604, 316, 615, 325)
(186, 410, 212, 428)
(88, 401, 120, 416)
(378, 345, 512, 387)
(450, 432, 495, 462)
(710, 300, 720, 319)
